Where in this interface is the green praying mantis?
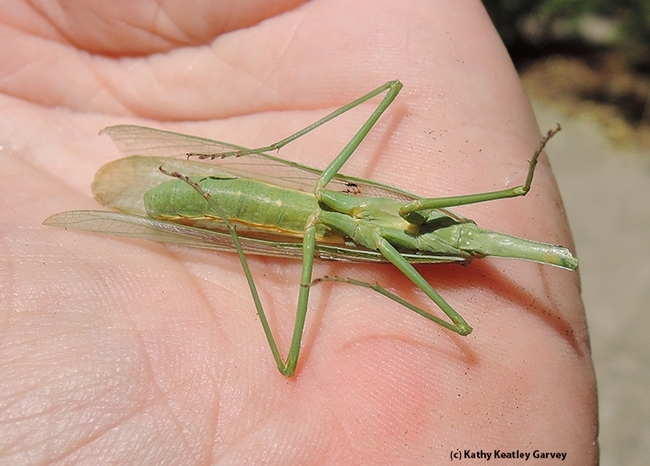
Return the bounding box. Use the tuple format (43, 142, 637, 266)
(44, 80, 578, 377)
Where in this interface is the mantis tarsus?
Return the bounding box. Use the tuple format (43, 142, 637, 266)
(44, 80, 578, 377)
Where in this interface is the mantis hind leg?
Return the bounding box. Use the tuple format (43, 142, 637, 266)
(158, 167, 315, 377)
(160, 81, 410, 377)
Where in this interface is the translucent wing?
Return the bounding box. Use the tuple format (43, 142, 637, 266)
(100, 125, 420, 202)
(53, 125, 469, 264)
(44, 210, 467, 264)
(92, 155, 244, 215)
(44, 210, 305, 256)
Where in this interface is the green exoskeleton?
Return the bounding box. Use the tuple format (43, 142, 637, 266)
(45, 80, 577, 377)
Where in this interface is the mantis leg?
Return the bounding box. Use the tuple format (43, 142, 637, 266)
(159, 168, 317, 376)
(310, 127, 563, 336)
(398, 125, 561, 216)
(188, 80, 404, 195)
(306, 83, 475, 334)
(190, 80, 403, 161)
(313, 275, 471, 335)
(370, 231, 472, 335)
(160, 81, 410, 376)
(312, 228, 473, 336)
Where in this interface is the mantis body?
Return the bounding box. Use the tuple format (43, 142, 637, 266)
(45, 80, 577, 377)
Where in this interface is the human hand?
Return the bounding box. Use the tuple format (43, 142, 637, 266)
(0, 1, 597, 464)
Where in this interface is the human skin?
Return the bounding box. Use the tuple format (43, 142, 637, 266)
(0, 0, 597, 464)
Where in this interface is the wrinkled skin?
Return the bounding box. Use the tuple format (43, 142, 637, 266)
(0, 1, 597, 464)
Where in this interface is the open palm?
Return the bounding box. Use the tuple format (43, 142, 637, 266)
(0, 1, 597, 464)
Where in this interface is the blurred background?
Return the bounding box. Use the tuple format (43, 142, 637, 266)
(484, 2, 650, 465)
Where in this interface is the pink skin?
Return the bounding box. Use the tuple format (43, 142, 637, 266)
(0, 1, 597, 464)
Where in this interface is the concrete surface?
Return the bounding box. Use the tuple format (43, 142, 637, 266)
(533, 101, 650, 466)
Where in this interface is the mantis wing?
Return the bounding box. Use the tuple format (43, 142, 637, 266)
(47, 123, 471, 264)
(99, 125, 422, 203)
(44, 210, 467, 264)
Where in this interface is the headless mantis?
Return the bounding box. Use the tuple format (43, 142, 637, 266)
(45, 80, 577, 376)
